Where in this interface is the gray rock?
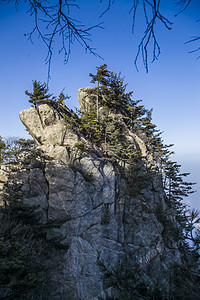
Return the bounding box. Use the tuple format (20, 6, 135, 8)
(0, 92, 183, 299)
(19, 104, 79, 147)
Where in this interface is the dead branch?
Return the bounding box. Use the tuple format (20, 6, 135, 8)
(132, 0, 172, 72)
(22, 0, 104, 83)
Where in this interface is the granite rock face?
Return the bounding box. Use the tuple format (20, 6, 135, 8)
(5, 90, 181, 299)
(19, 104, 80, 147)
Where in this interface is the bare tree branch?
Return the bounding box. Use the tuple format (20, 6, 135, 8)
(101, 0, 199, 71)
(17, 0, 104, 83)
(99, 0, 115, 17)
(175, 1, 200, 59)
(3, 0, 200, 75)
(132, 0, 172, 72)
(186, 36, 200, 59)
(175, 0, 192, 16)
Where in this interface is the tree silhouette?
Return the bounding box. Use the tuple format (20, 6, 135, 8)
(3, 0, 199, 78)
(25, 80, 54, 106)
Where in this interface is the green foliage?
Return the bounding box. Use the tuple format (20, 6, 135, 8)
(0, 136, 38, 165)
(80, 107, 103, 144)
(63, 108, 81, 134)
(74, 139, 87, 152)
(81, 66, 143, 158)
(25, 80, 54, 106)
(85, 65, 157, 159)
(125, 160, 152, 196)
(98, 259, 170, 300)
(87, 66, 199, 299)
(24, 67, 195, 231)
(0, 182, 53, 299)
(171, 243, 200, 299)
(70, 65, 196, 202)
(0, 135, 6, 164)
(0, 145, 67, 299)
(89, 64, 110, 87)
(25, 80, 72, 112)
(1, 67, 198, 299)
(56, 91, 70, 105)
(99, 247, 200, 300)
(162, 160, 194, 202)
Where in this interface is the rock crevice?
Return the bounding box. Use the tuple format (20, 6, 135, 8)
(11, 89, 183, 298)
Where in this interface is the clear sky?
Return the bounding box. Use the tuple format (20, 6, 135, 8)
(0, 0, 200, 208)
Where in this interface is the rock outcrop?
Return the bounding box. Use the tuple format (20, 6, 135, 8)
(1, 89, 181, 299)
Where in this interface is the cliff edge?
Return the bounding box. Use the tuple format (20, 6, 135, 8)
(3, 88, 181, 299)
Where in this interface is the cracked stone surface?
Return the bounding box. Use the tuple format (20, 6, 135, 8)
(3, 94, 182, 299)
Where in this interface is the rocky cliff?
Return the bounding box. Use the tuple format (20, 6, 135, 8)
(1, 88, 182, 299)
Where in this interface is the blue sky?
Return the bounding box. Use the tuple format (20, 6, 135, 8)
(0, 0, 199, 208)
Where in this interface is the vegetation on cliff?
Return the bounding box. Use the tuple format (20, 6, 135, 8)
(0, 66, 199, 299)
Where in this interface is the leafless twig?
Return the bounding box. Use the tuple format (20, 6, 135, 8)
(186, 36, 200, 59)
(175, 1, 200, 59)
(132, 0, 172, 72)
(5, 0, 200, 75)
(175, 0, 192, 16)
(21, 0, 104, 83)
(99, 0, 115, 17)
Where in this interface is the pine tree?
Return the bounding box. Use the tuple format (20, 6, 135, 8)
(89, 64, 110, 87)
(56, 91, 70, 106)
(0, 137, 37, 165)
(89, 64, 110, 120)
(80, 107, 103, 144)
(25, 80, 54, 106)
(0, 175, 58, 299)
(0, 136, 6, 164)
